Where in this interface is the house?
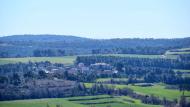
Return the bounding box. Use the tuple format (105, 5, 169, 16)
(78, 63, 85, 68)
(81, 67, 90, 73)
(96, 70, 117, 76)
(90, 63, 113, 70)
(68, 68, 78, 75)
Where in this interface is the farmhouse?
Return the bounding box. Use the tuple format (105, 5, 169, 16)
(90, 63, 113, 70)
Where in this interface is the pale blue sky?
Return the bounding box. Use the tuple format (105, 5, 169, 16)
(0, 0, 190, 38)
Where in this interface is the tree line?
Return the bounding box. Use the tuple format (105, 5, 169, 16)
(76, 56, 190, 69)
(1, 35, 190, 57)
(92, 47, 170, 55)
(33, 49, 65, 57)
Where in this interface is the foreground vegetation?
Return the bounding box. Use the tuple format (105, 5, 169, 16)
(66, 95, 162, 107)
(0, 98, 86, 107)
(0, 95, 163, 107)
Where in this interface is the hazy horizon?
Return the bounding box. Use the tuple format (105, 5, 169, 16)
(1, 0, 190, 39)
(1, 34, 190, 39)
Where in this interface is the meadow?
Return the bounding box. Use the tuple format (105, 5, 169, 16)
(96, 78, 129, 82)
(0, 95, 163, 107)
(165, 48, 190, 55)
(84, 83, 190, 100)
(0, 98, 86, 107)
(95, 54, 177, 59)
(0, 56, 76, 65)
(0, 53, 178, 65)
(173, 69, 190, 73)
(173, 69, 190, 77)
(65, 95, 162, 107)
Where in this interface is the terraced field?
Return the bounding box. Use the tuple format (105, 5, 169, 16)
(0, 95, 163, 107)
(65, 95, 162, 107)
(84, 83, 190, 100)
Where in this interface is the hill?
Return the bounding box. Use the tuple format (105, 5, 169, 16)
(0, 34, 90, 42)
(0, 35, 190, 57)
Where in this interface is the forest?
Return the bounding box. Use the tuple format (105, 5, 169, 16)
(1, 35, 190, 57)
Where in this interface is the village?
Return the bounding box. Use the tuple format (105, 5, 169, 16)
(40, 62, 118, 80)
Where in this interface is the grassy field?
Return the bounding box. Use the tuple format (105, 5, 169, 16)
(173, 69, 190, 73)
(173, 69, 190, 77)
(126, 84, 189, 100)
(96, 78, 129, 82)
(84, 83, 190, 100)
(165, 51, 190, 55)
(0, 95, 163, 107)
(0, 56, 76, 65)
(0, 84, 188, 107)
(65, 95, 162, 107)
(165, 48, 190, 55)
(174, 48, 190, 51)
(0, 53, 178, 65)
(0, 98, 87, 107)
(95, 54, 177, 59)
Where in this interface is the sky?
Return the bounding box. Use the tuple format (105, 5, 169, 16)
(0, 0, 190, 39)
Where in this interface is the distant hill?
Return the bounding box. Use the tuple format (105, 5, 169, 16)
(0, 34, 90, 42)
(0, 35, 190, 57)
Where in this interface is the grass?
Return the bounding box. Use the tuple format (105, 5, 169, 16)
(173, 69, 190, 77)
(182, 74, 190, 78)
(0, 56, 76, 65)
(84, 83, 190, 100)
(65, 95, 162, 107)
(173, 69, 190, 73)
(165, 48, 190, 55)
(0, 95, 163, 107)
(0, 53, 179, 65)
(0, 98, 87, 107)
(126, 84, 190, 100)
(165, 51, 190, 55)
(96, 78, 128, 82)
(94, 54, 177, 59)
(175, 48, 190, 51)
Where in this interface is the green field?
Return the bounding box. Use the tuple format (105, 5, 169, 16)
(126, 84, 189, 100)
(84, 83, 190, 100)
(175, 48, 190, 51)
(96, 78, 129, 82)
(0, 95, 162, 107)
(165, 51, 190, 55)
(66, 95, 162, 107)
(0, 56, 76, 65)
(174, 69, 190, 73)
(0, 54, 178, 65)
(165, 48, 190, 55)
(95, 54, 177, 59)
(174, 69, 190, 77)
(0, 98, 86, 107)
